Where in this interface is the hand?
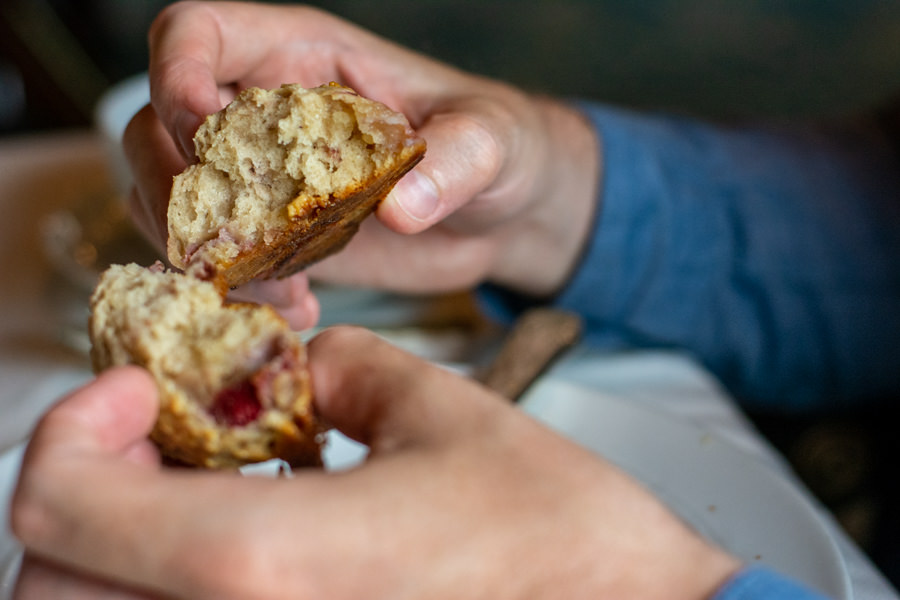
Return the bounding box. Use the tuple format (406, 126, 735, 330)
(10, 327, 739, 599)
(10, 367, 164, 600)
(124, 1, 600, 329)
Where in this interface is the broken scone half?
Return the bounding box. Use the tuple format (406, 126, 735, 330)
(89, 263, 322, 469)
(168, 82, 427, 290)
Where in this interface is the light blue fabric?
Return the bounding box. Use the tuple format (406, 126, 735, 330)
(714, 566, 831, 600)
(483, 103, 900, 411)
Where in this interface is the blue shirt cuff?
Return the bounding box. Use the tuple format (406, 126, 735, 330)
(714, 566, 833, 600)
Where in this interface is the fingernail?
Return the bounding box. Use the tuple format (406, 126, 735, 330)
(393, 170, 439, 222)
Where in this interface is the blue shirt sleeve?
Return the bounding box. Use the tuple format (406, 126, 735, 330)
(482, 102, 900, 411)
(715, 566, 833, 600)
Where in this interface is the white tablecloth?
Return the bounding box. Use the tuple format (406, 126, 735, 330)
(0, 131, 896, 599)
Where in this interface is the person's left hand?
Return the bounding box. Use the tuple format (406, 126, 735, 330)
(125, 2, 602, 331)
(10, 328, 739, 599)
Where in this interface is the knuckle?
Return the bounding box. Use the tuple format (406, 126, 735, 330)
(455, 111, 504, 180)
(149, 1, 205, 45)
(9, 475, 53, 548)
(469, 119, 503, 167)
(10, 414, 82, 546)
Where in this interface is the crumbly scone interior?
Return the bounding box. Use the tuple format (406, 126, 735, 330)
(168, 83, 419, 270)
(89, 264, 304, 423)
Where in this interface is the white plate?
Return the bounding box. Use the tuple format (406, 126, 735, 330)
(0, 379, 851, 599)
(519, 377, 852, 599)
(0, 444, 24, 600)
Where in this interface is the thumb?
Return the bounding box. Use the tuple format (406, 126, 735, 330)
(307, 327, 492, 453)
(376, 111, 503, 234)
(27, 366, 159, 461)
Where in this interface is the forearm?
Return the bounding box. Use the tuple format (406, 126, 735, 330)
(484, 102, 900, 409)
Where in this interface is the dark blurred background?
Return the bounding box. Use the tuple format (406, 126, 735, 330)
(2, 0, 900, 589)
(3, 0, 900, 133)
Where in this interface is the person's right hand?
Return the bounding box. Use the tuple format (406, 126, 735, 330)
(124, 1, 601, 329)
(11, 328, 740, 600)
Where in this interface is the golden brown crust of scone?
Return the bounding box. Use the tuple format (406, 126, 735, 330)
(149, 334, 322, 469)
(167, 83, 426, 292)
(217, 149, 422, 288)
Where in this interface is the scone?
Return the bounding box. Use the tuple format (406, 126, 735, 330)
(168, 82, 427, 291)
(89, 262, 322, 469)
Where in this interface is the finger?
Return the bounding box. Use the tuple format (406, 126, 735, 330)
(25, 366, 158, 460)
(376, 110, 504, 234)
(147, 1, 230, 158)
(126, 189, 164, 259)
(276, 291, 321, 332)
(148, 2, 446, 160)
(9, 370, 178, 593)
(121, 436, 162, 467)
(13, 430, 314, 599)
(14, 554, 158, 600)
(306, 216, 497, 293)
(148, 2, 352, 158)
(12, 366, 160, 556)
(12, 448, 341, 600)
(228, 274, 321, 331)
(123, 104, 186, 250)
(307, 326, 498, 451)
